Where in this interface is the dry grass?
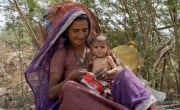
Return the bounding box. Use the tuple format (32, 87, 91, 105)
(0, 42, 35, 109)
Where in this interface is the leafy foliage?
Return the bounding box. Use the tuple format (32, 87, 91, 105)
(0, 0, 179, 108)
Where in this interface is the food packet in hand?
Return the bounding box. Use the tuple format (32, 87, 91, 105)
(81, 72, 107, 94)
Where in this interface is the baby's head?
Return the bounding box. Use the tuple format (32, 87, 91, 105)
(91, 33, 109, 58)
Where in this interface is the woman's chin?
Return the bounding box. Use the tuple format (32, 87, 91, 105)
(75, 42, 85, 46)
(73, 43, 84, 47)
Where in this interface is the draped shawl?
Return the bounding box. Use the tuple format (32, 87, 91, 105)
(25, 9, 93, 110)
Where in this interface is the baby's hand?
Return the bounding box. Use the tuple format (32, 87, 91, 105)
(94, 68, 109, 80)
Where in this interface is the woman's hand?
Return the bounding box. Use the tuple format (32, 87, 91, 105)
(67, 69, 88, 82)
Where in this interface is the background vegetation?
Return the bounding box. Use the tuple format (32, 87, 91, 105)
(0, 0, 179, 109)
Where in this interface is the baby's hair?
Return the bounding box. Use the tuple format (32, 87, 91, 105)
(91, 33, 109, 45)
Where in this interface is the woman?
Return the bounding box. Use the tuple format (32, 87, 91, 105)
(25, 2, 157, 110)
(48, 12, 128, 110)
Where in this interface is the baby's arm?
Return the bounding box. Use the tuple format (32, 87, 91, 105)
(106, 56, 119, 78)
(107, 56, 117, 69)
(94, 56, 124, 80)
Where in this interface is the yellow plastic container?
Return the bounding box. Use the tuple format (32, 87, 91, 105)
(112, 41, 143, 74)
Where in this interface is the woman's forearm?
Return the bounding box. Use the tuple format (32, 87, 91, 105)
(49, 69, 87, 99)
(49, 78, 70, 99)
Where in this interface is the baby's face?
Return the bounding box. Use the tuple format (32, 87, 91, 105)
(91, 41, 108, 58)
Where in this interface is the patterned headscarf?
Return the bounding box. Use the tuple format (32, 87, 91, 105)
(25, 8, 97, 110)
(43, 1, 100, 43)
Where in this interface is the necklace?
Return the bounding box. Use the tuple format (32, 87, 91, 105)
(74, 46, 87, 66)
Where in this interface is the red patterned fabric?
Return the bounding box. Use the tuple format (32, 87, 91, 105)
(45, 2, 100, 38)
(81, 72, 105, 93)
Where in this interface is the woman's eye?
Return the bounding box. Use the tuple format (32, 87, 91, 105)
(73, 29, 79, 32)
(83, 28, 88, 33)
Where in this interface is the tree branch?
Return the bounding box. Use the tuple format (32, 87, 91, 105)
(157, 24, 180, 30)
(11, 0, 39, 45)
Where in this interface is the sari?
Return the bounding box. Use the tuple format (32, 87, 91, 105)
(25, 2, 157, 110)
(25, 9, 90, 110)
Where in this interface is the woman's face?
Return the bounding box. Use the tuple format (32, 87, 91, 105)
(91, 41, 108, 58)
(67, 19, 89, 47)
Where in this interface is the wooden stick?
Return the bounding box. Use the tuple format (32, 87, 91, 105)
(12, 0, 39, 45)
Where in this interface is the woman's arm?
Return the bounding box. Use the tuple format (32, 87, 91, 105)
(48, 49, 87, 99)
(48, 49, 66, 99)
(49, 69, 87, 99)
(49, 73, 70, 99)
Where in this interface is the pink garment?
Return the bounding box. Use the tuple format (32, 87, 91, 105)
(59, 81, 128, 110)
(50, 44, 92, 79)
(51, 45, 128, 110)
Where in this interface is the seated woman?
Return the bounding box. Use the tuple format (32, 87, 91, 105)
(25, 2, 157, 110)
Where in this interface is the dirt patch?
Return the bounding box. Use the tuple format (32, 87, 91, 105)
(0, 42, 36, 109)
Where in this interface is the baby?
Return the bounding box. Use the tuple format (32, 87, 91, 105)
(91, 33, 117, 76)
(81, 33, 117, 97)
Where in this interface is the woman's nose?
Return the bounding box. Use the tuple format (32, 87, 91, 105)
(79, 32, 85, 38)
